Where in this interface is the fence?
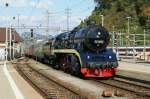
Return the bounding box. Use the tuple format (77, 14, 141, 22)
(109, 30, 150, 60)
(110, 30, 150, 47)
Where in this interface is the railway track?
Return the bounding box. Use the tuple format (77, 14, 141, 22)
(15, 58, 150, 99)
(16, 60, 84, 99)
(95, 76, 150, 98)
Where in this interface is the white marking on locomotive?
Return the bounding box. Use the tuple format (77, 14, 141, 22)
(87, 56, 90, 59)
(98, 32, 101, 35)
(94, 40, 104, 44)
(109, 56, 112, 59)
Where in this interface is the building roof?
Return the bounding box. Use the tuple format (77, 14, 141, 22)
(0, 27, 22, 43)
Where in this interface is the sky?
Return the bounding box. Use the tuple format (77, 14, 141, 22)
(0, 0, 95, 35)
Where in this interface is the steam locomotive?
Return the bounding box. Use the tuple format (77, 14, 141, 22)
(26, 24, 118, 78)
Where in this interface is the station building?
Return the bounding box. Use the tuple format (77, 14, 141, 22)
(0, 27, 22, 61)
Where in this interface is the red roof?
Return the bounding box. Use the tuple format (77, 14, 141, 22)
(0, 27, 22, 43)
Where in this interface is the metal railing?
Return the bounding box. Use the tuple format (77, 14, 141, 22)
(110, 30, 150, 61)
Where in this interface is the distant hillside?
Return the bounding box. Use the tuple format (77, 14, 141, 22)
(80, 0, 150, 33)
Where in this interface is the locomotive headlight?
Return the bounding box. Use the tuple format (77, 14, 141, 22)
(109, 56, 112, 59)
(98, 32, 101, 35)
(87, 56, 90, 59)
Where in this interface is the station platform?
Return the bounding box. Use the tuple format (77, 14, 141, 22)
(117, 60, 150, 82)
(0, 62, 43, 99)
(28, 59, 129, 99)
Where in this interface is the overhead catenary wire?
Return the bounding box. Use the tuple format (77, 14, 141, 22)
(23, 0, 95, 32)
(53, 0, 94, 15)
(73, 4, 95, 14)
(69, 0, 84, 9)
(25, 0, 40, 26)
(53, 4, 94, 31)
(65, 8, 71, 32)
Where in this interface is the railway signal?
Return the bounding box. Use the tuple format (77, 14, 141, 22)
(30, 29, 34, 38)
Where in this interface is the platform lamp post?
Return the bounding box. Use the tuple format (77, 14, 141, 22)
(5, 3, 9, 63)
(5, 2, 12, 61)
(126, 16, 131, 56)
(12, 16, 16, 60)
(100, 14, 104, 27)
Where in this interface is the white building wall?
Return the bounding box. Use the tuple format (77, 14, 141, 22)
(0, 44, 6, 61)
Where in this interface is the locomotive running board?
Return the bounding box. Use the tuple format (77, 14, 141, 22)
(52, 49, 83, 67)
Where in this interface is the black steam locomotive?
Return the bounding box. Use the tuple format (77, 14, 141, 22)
(26, 24, 118, 78)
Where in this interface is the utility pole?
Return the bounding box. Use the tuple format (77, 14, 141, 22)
(133, 33, 136, 61)
(112, 26, 115, 49)
(5, 3, 9, 63)
(144, 29, 146, 60)
(9, 25, 12, 61)
(12, 29, 15, 60)
(17, 14, 20, 29)
(45, 10, 50, 40)
(5, 27, 8, 62)
(126, 16, 131, 56)
(127, 17, 131, 39)
(65, 8, 71, 32)
(119, 31, 121, 46)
